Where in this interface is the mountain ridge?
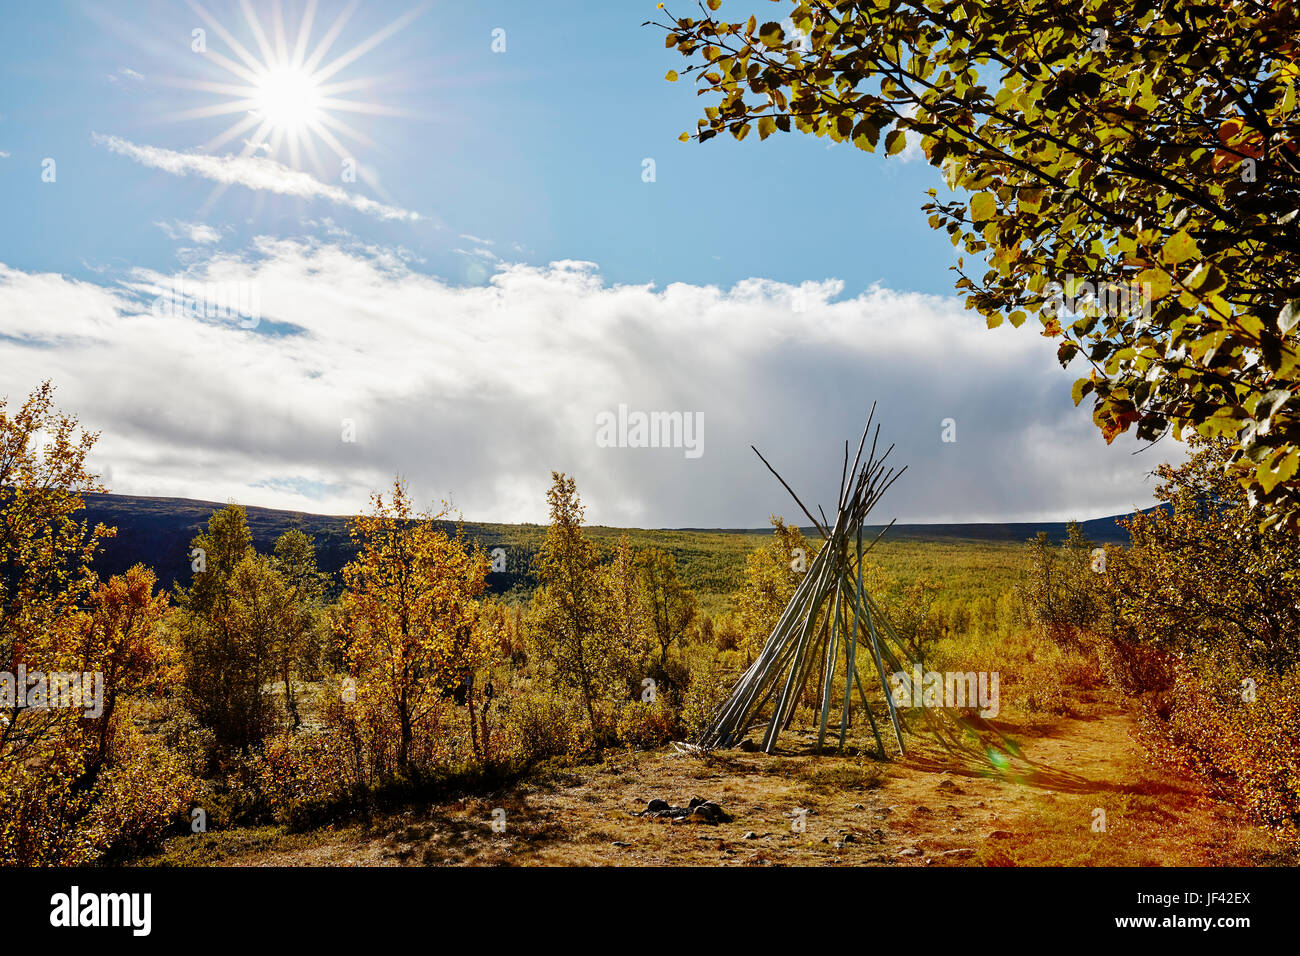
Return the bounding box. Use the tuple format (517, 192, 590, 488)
(79, 492, 1141, 596)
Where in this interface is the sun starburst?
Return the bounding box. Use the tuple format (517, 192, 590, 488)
(168, 0, 423, 185)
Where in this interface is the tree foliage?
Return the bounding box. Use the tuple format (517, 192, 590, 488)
(732, 516, 815, 659)
(176, 507, 283, 753)
(1021, 522, 1110, 642)
(1112, 438, 1300, 671)
(337, 479, 491, 773)
(637, 546, 698, 669)
(603, 535, 655, 686)
(0, 380, 109, 736)
(529, 473, 628, 736)
(0, 384, 186, 864)
(656, 0, 1300, 526)
(271, 529, 328, 726)
(74, 565, 172, 779)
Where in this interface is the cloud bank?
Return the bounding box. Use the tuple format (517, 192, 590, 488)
(0, 241, 1166, 526)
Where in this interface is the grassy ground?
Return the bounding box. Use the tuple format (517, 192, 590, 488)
(139, 690, 1291, 867)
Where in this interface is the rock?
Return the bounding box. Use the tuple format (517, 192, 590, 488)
(986, 830, 1014, 841)
(742, 831, 758, 840)
(611, 841, 633, 847)
(692, 801, 734, 824)
(898, 846, 922, 857)
(637, 796, 731, 824)
(839, 832, 856, 844)
(939, 848, 976, 859)
(737, 739, 758, 752)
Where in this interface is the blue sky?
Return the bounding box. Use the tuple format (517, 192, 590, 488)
(0, 0, 1167, 526)
(0, 0, 951, 290)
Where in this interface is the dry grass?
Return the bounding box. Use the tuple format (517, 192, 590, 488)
(139, 693, 1293, 867)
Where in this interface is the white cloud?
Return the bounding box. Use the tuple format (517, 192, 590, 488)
(91, 134, 421, 223)
(892, 105, 925, 164)
(156, 220, 221, 244)
(0, 243, 1167, 526)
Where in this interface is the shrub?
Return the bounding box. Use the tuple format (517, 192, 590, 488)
(496, 690, 596, 764)
(1135, 655, 1300, 840)
(1020, 523, 1110, 647)
(89, 725, 201, 856)
(930, 626, 1100, 716)
(681, 651, 735, 740)
(0, 720, 201, 865)
(0, 745, 101, 866)
(712, 614, 744, 652)
(1095, 636, 1176, 697)
(615, 698, 678, 749)
(250, 731, 357, 829)
(323, 682, 455, 786)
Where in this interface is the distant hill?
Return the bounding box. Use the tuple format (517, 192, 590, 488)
(831, 511, 1139, 545)
(80, 492, 1140, 599)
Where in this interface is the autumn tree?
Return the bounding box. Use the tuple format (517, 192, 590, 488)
(657, 1, 1300, 526)
(636, 546, 698, 670)
(602, 536, 655, 691)
(863, 563, 943, 654)
(176, 506, 282, 751)
(732, 516, 815, 660)
(0, 383, 110, 864)
(1112, 439, 1300, 671)
(73, 565, 172, 780)
(0, 384, 185, 864)
(271, 529, 328, 727)
(0, 383, 110, 760)
(529, 473, 623, 737)
(338, 479, 490, 773)
(1021, 522, 1109, 643)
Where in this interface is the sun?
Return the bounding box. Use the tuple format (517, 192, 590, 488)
(253, 65, 323, 134)
(166, 1, 425, 181)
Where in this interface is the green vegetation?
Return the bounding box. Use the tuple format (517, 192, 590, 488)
(657, 0, 1300, 526)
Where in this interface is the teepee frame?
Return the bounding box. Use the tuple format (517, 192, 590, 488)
(699, 406, 954, 756)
